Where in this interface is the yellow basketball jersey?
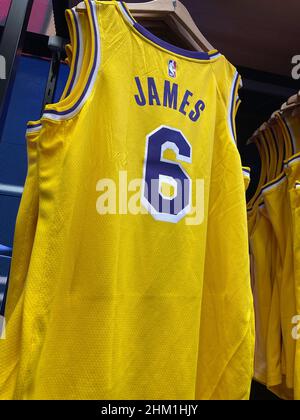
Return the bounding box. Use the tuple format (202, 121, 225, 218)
(4, 6, 82, 315)
(291, 179, 300, 400)
(250, 200, 276, 385)
(248, 113, 297, 397)
(247, 138, 267, 375)
(264, 114, 287, 390)
(247, 132, 277, 385)
(0, 133, 39, 399)
(3, 0, 253, 400)
(196, 98, 253, 400)
(247, 131, 269, 233)
(233, 89, 251, 194)
(263, 172, 296, 391)
(260, 123, 286, 388)
(284, 153, 300, 400)
(0, 7, 89, 399)
(263, 119, 300, 399)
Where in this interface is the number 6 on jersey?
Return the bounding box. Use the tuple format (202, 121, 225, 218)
(142, 126, 192, 223)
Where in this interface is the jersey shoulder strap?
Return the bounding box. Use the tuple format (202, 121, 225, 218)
(210, 56, 242, 145)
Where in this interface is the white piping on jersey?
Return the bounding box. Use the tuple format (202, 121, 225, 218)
(285, 153, 300, 168)
(242, 169, 250, 179)
(0, 183, 24, 195)
(208, 52, 222, 59)
(72, 8, 84, 89)
(119, 1, 135, 24)
(228, 71, 239, 145)
(26, 125, 42, 135)
(42, 0, 101, 122)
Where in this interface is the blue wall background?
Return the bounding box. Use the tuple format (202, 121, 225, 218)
(0, 55, 69, 245)
(0, 55, 69, 308)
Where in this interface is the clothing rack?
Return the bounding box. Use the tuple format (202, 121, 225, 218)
(0, 245, 12, 317)
(42, 0, 71, 110)
(0, 0, 34, 140)
(248, 91, 300, 144)
(0, 0, 71, 137)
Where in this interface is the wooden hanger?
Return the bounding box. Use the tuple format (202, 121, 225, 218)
(247, 130, 260, 145)
(292, 106, 300, 117)
(247, 122, 268, 144)
(76, 0, 213, 52)
(247, 91, 300, 147)
(281, 90, 300, 112)
(287, 92, 300, 105)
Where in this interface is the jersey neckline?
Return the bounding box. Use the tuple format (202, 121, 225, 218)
(118, 1, 221, 61)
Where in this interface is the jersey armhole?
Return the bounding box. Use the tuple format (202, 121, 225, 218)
(25, 6, 84, 134)
(210, 59, 242, 150)
(60, 8, 79, 100)
(242, 166, 251, 191)
(247, 135, 267, 209)
(42, 0, 101, 123)
(228, 72, 242, 145)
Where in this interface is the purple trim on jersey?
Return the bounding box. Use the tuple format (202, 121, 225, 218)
(261, 173, 286, 193)
(27, 122, 42, 129)
(45, 0, 98, 117)
(133, 22, 212, 60)
(243, 168, 250, 175)
(66, 9, 81, 97)
(287, 154, 300, 166)
(119, 2, 216, 60)
(230, 73, 239, 140)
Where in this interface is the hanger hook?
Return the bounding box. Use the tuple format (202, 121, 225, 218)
(173, 0, 177, 8)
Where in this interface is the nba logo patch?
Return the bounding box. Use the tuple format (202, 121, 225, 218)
(168, 60, 177, 78)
